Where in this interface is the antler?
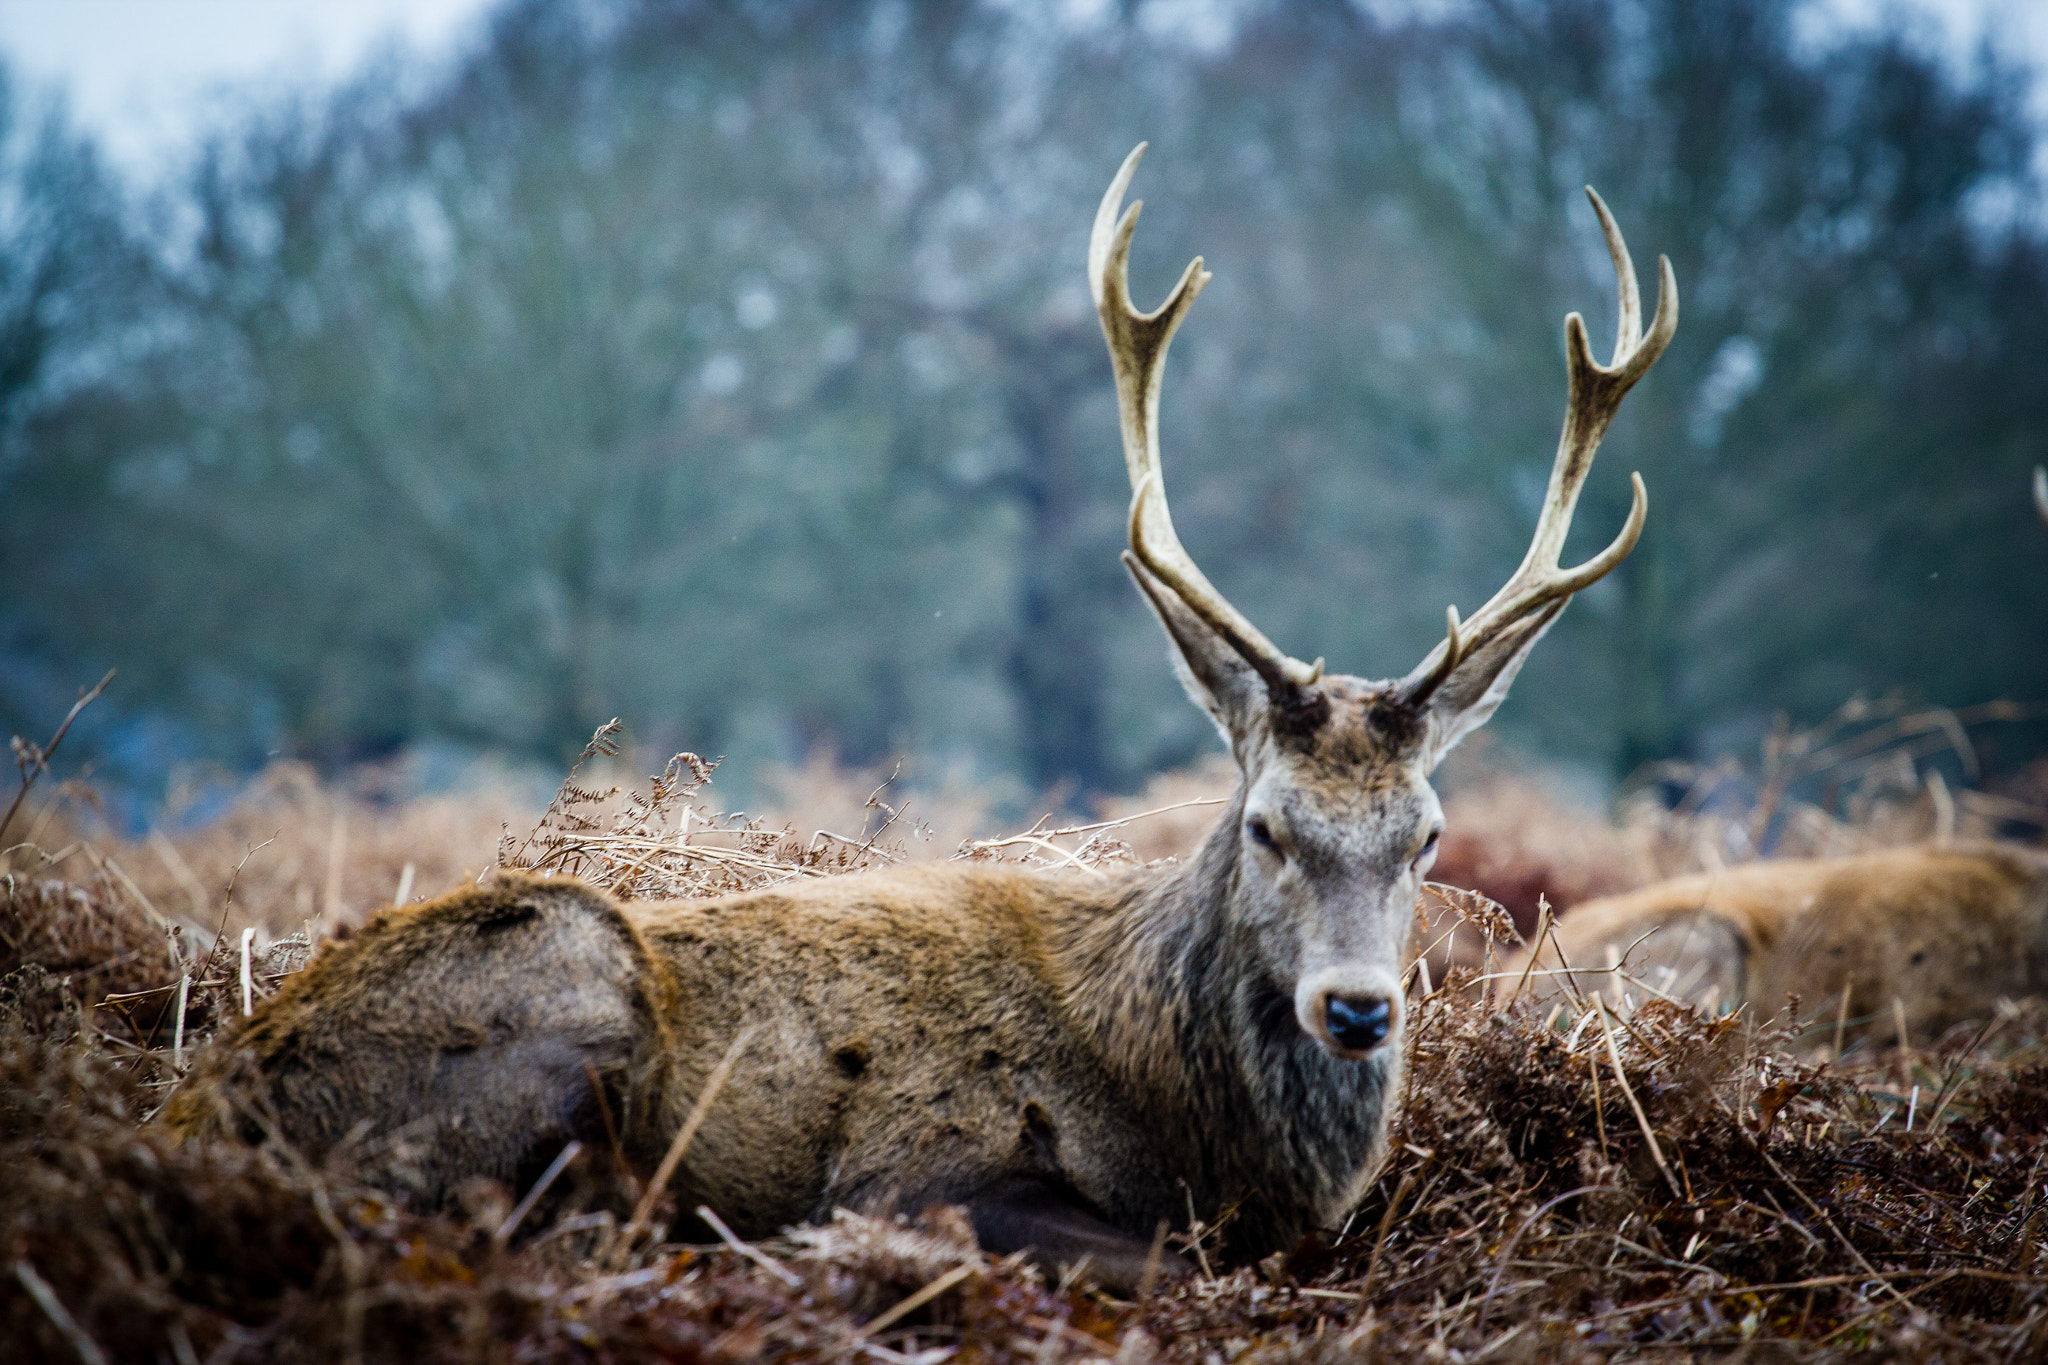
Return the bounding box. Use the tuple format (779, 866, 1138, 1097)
(1399, 188, 1676, 708)
(1092, 144, 1324, 702)
(2034, 466, 2047, 530)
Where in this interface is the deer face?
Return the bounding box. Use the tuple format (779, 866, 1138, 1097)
(1234, 683, 1445, 1059)
(1093, 145, 1673, 1065)
(1131, 576, 1545, 1063)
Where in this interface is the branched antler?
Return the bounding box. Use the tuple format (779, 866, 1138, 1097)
(1092, 144, 1324, 704)
(1400, 189, 1675, 708)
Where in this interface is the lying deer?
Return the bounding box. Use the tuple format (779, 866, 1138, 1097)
(162, 146, 1675, 1289)
(1507, 468, 2048, 1043)
(1506, 843, 2048, 1042)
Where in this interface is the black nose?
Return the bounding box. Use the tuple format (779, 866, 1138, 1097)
(1326, 995, 1393, 1052)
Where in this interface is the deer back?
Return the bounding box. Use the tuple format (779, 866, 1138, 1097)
(1507, 844, 2048, 1040)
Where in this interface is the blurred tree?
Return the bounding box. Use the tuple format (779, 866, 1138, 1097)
(0, 66, 163, 741)
(1384, 0, 2048, 770)
(0, 0, 2042, 800)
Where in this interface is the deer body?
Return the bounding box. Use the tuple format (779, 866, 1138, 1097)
(160, 147, 1675, 1287)
(1508, 843, 2048, 1041)
(168, 810, 1407, 1282)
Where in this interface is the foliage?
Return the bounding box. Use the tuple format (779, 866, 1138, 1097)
(1, 0, 2045, 800)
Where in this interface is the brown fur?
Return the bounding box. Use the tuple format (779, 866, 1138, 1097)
(1504, 843, 2048, 1041)
(152, 667, 1535, 1291)
(160, 877, 681, 1200)
(153, 675, 1486, 1290)
(162, 795, 1412, 1290)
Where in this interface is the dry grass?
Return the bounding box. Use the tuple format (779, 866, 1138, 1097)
(6, 699, 2048, 1360)
(9, 829, 2048, 1360)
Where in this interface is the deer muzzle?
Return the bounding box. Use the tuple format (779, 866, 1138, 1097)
(1295, 967, 1403, 1061)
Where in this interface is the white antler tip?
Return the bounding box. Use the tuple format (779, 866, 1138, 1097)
(1090, 144, 1151, 305)
(1651, 256, 1679, 336)
(1612, 473, 1650, 558)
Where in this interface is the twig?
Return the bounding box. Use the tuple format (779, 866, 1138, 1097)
(495, 1140, 583, 1246)
(583, 1061, 635, 1192)
(1817, 1269, 1958, 1345)
(962, 832, 1107, 875)
(1588, 1034, 1610, 1164)
(172, 975, 190, 1069)
(97, 852, 169, 930)
(857, 1262, 976, 1338)
(1135, 1220, 1169, 1300)
(1925, 1013, 2010, 1131)
(1182, 1185, 1216, 1280)
(1362, 1168, 1419, 1294)
(614, 1026, 756, 1263)
(1596, 997, 1682, 1201)
(148, 830, 211, 922)
(0, 669, 114, 847)
(1511, 899, 1553, 1002)
(197, 834, 278, 992)
(99, 973, 290, 1004)
(1476, 1186, 1611, 1333)
(695, 1204, 802, 1287)
(239, 927, 256, 1016)
(958, 797, 1225, 854)
(14, 1259, 109, 1365)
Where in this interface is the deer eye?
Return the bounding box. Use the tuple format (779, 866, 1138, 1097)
(1246, 816, 1281, 855)
(1412, 829, 1441, 868)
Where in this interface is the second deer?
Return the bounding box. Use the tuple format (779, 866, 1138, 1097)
(1505, 467, 2048, 1043)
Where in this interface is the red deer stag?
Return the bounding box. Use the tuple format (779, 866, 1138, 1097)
(163, 146, 1676, 1289)
(1506, 468, 2048, 1043)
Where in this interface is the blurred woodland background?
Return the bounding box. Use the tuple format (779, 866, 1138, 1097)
(3, 0, 2047, 821)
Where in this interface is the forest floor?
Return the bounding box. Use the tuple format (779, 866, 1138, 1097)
(5, 715, 2048, 1362)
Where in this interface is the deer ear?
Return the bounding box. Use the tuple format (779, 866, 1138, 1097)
(1420, 601, 1566, 770)
(1124, 553, 1265, 745)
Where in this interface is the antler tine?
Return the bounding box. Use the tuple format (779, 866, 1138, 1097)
(2034, 466, 2047, 530)
(1094, 144, 1323, 697)
(1402, 188, 1676, 707)
(1590, 188, 1643, 359)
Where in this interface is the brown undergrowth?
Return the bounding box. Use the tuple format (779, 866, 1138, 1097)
(5, 717, 2048, 1360)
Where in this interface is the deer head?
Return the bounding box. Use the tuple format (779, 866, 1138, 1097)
(1092, 145, 1675, 1061)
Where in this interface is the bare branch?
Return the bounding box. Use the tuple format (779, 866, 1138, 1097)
(0, 669, 115, 847)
